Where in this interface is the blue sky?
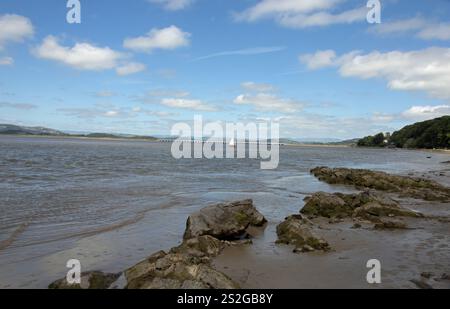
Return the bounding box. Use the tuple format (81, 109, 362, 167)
(0, 0, 449, 139)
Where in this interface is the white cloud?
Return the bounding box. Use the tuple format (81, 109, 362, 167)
(299, 50, 336, 69)
(371, 17, 450, 41)
(241, 113, 397, 139)
(235, 0, 340, 22)
(371, 17, 425, 35)
(301, 47, 450, 99)
(0, 14, 34, 49)
(402, 105, 450, 121)
(161, 98, 216, 111)
(34, 36, 124, 71)
(417, 22, 450, 41)
(116, 62, 146, 76)
(0, 56, 14, 66)
(235, 0, 366, 28)
(234, 93, 301, 113)
(241, 82, 275, 92)
(148, 0, 195, 11)
(278, 7, 366, 28)
(123, 26, 190, 53)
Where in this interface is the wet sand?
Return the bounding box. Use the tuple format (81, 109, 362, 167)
(212, 171, 450, 289)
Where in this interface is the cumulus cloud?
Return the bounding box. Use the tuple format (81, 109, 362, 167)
(148, 0, 195, 11)
(241, 82, 275, 92)
(123, 26, 190, 53)
(0, 56, 14, 66)
(161, 98, 216, 111)
(234, 93, 301, 113)
(0, 14, 34, 49)
(300, 47, 450, 99)
(116, 62, 146, 76)
(234, 0, 366, 28)
(33, 36, 123, 71)
(402, 105, 450, 121)
(33, 36, 145, 76)
(371, 17, 450, 41)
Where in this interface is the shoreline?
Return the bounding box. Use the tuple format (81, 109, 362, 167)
(2, 134, 449, 154)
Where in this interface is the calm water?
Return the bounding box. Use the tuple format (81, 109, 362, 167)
(0, 136, 448, 288)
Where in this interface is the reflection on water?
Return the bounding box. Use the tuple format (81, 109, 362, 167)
(0, 136, 448, 288)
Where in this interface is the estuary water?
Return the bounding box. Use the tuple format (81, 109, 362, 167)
(0, 136, 448, 288)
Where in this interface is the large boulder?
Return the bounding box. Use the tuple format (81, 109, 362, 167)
(276, 215, 330, 253)
(311, 166, 450, 202)
(183, 200, 267, 240)
(48, 271, 121, 289)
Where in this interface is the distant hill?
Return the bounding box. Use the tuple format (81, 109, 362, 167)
(0, 124, 65, 136)
(357, 116, 450, 149)
(0, 124, 158, 141)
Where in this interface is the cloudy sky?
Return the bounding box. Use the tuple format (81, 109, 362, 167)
(0, 0, 449, 139)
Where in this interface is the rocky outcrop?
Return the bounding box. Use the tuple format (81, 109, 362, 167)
(48, 271, 120, 289)
(183, 199, 267, 240)
(302, 190, 422, 222)
(122, 200, 268, 289)
(276, 215, 330, 253)
(125, 236, 239, 289)
(311, 167, 450, 202)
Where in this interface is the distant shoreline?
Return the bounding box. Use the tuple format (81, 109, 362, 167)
(1, 134, 449, 154)
(0, 134, 159, 143)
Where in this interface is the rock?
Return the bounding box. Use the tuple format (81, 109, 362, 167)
(183, 199, 267, 240)
(353, 202, 422, 222)
(48, 271, 121, 289)
(125, 249, 239, 289)
(276, 215, 330, 252)
(170, 235, 224, 258)
(301, 190, 422, 222)
(351, 223, 362, 229)
(373, 219, 408, 230)
(302, 192, 352, 219)
(311, 166, 450, 202)
(124, 235, 239, 289)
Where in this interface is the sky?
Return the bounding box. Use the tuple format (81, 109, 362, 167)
(0, 0, 449, 139)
